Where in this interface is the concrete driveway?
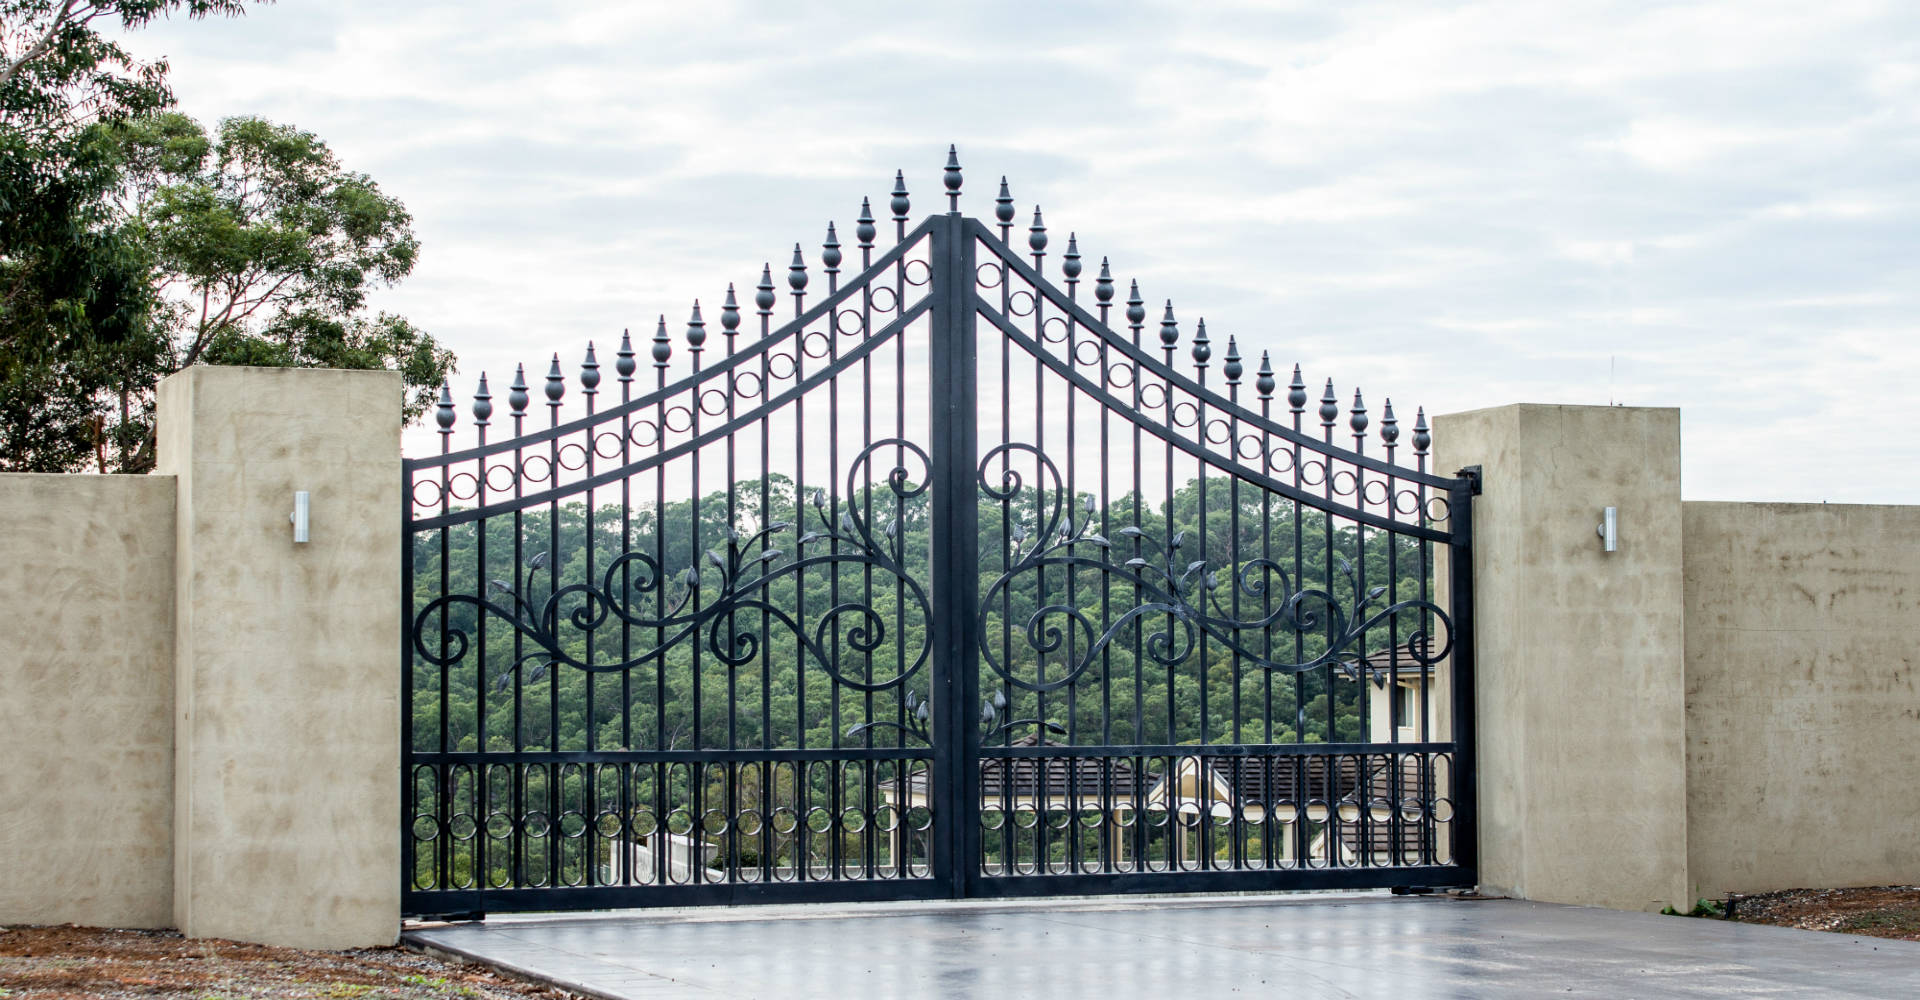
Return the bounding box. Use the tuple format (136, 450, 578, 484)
(406, 893, 1920, 999)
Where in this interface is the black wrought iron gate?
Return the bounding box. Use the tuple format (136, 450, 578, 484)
(403, 150, 1477, 915)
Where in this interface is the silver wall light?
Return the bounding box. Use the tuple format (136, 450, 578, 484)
(291, 490, 310, 543)
(1596, 505, 1618, 553)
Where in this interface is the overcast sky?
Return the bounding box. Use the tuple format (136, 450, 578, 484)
(117, 0, 1920, 501)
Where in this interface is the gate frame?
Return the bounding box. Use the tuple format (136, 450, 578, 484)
(401, 166, 1479, 917)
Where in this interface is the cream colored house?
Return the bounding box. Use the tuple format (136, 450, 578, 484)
(1140, 640, 1454, 869)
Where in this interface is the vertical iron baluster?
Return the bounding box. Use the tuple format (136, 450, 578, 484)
(720, 285, 741, 881)
(788, 244, 810, 879)
(471, 375, 491, 889)
(1093, 258, 1115, 871)
(1318, 379, 1337, 767)
(1255, 353, 1276, 868)
(651, 317, 670, 887)
(1349, 387, 1368, 862)
(1382, 398, 1402, 865)
(1159, 302, 1178, 746)
(822, 228, 845, 880)
(1191, 317, 1212, 871)
(581, 344, 598, 887)
(1062, 231, 1082, 870)
(1289, 366, 1307, 746)
(755, 264, 776, 880)
(616, 331, 635, 884)
(544, 354, 564, 887)
(685, 303, 705, 883)
(1413, 407, 1433, 864)
(507, 364, 528, 889)
(434, 383, 453, 891)
(1126, 281, 1145, 757)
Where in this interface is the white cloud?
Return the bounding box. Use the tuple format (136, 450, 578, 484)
(107, 0, 1920, 502)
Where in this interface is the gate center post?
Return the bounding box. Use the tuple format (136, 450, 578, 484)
(927, 212, 980, 898)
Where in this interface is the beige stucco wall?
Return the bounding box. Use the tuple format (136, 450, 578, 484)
(0, 473, 176, 928)
(1683, 501, 1920, 899)
(157, 366, 402, 949)
(1436, 403, 1689, 912)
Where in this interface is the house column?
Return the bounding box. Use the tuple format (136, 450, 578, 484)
(157, 366, 402, 948)
(1435, 404, 1688, 912)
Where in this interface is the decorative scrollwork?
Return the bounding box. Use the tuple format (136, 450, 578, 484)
(413, 439, 936, 695)
(975, 441, 1453, 694)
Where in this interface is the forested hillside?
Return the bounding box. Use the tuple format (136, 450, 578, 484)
(408, 472, 1446, 756)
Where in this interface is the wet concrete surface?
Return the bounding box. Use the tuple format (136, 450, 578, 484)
(406, 893, 1920, 999)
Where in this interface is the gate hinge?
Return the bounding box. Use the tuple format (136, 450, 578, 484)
(1456, 465, 1483, 495)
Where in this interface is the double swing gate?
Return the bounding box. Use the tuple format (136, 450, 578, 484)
(404, 150, 1477, 915)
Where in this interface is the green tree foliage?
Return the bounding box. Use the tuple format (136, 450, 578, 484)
(0, 1, 454, 472)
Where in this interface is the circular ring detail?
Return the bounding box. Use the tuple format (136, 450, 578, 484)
(627, 420, 660, 449)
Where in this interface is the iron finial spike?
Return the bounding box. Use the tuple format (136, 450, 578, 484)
(545, 353, 565, 405)
(1319, 378, 1339, 427)
(788, 243, 808, 292)
(1288, 363, 1308, 413)
(890, 169, 910, 222)
(652, 315, 671, 367)
(720, 284, 741, 336)
(472, 372, 492, 426)
(755, 264, 776, 315)
(1063, 233, 1082, 281)
(616, 329, 636, 380)
(1381, 399, 1400, 448)
(508, 363, 529, 415)
(1028, 206, 1048, 257)
(1350, 388, 1368, 436)
(1223, 336, 1242, 383)
(1413, 407, 1431, 455)
(1191, 318, 1211, 366)
(1159, 300, 1179, 349)
(822, 222, 842, 273)
(1255, 352, 1276, 399)
(1094, 256, 1114, 303)
(686, 301, 707, 350)
(1126, 280, 1146, 331)
(435, 381, 455, 431)
(995, 176, 1015, 227)
(944, 144, 962, 211)
(581, 342, 601, 393)
(856, 197, 877, 249)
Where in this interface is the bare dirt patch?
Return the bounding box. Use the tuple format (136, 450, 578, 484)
(0, 924, 576, 1000)
(1727, 885, 1920, 941)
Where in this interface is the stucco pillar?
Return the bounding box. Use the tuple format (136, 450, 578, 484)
(1434, 404, 1688, 912)
(156, 366, 401, 948)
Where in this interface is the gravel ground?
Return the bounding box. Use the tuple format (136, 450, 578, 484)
(1726, 885, 1920, 941)
(0, 925, 578, 1000)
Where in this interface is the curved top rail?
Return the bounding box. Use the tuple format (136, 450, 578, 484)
(965, 217, 1463, 493)
(408, 215, 937, 472)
